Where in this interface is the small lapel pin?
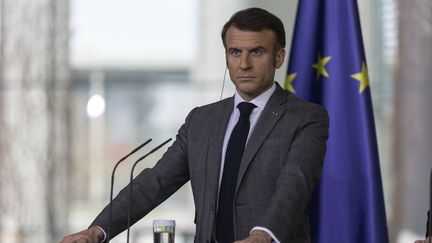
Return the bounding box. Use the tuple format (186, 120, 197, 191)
(272, 111, 279, 116)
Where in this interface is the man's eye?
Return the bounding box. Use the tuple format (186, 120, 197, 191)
(251, 49, 262, 56)
(230, 50, 241, 56)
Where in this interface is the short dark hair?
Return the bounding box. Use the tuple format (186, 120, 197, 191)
(221, 8, 286, 51)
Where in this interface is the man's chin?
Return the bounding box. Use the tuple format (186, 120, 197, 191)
(235, 86, 255, 94)
(235, 87, 260, 100)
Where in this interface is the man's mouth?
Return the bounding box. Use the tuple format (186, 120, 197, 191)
(237, 76, 255, 81)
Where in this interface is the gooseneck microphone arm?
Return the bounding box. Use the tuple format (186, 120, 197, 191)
(126, 138, 173, 243)
(107, 138, 152, 242)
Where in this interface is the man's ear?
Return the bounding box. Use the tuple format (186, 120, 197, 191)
(275, 48, 286, 69)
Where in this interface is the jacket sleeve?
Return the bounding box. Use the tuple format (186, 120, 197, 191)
(89, 108, 198, 241)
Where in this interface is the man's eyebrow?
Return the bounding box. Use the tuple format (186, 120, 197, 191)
(227, 46, 267, 53)
(228, 47, 241, 52)
(249, 46, 265, 52)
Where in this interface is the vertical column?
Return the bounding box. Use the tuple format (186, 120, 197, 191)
(395, 0, 432, 240)
(87, 70, 106, 203)
(0, 0, 70, 242)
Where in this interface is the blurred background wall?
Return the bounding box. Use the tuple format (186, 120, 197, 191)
(0, 0, 430, 242)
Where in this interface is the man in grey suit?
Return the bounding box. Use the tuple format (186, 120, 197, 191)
(61, 7, 329, 243)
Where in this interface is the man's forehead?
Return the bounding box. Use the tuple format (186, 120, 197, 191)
(225, 26, 276, 48)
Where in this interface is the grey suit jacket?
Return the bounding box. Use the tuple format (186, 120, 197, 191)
(92, 83, 329, 243)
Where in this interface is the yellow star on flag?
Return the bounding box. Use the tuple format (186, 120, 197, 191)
(312, 53, 331, 80)
(351, 62, 369, 94)
(284, 72, 297, 93)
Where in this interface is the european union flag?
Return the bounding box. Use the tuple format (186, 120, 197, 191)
(285, 0, 389, 242)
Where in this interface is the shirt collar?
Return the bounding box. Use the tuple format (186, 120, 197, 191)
(234, 82, 276, 110)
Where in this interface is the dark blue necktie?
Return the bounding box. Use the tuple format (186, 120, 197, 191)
(216, 102, 256, 243)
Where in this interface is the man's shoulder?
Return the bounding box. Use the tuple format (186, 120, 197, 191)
(274, 88, 327, 115)
(270, 83, 327, 113)
(182, 97, 233, 125)
(193, 97, 233, 114)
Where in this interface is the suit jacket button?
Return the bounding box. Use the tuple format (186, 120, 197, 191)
(211, 205, 215, 212)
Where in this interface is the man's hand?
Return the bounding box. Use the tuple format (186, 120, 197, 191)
(60, 226, 104, 243)
(414, 236, 432, 243)
(234, 230, 272, 243)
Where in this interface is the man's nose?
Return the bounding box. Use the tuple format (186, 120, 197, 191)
(240, 53, 251, 70)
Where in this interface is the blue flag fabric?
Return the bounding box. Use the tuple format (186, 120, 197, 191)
(285, 0, 389, 242)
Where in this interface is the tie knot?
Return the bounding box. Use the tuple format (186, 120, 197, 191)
(237, 102, 256, 117)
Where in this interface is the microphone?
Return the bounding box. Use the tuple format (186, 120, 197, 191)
(107, 139, 152, 242)
(126, 138, 173, 243)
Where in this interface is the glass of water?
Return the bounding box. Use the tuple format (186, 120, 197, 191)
(153, 219, 175, 243)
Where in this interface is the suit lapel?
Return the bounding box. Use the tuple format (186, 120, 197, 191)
(206, 98, 234, 201)
(236, 84, 288, 192)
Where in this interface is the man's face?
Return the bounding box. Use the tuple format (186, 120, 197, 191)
(225, 26, 285, 101)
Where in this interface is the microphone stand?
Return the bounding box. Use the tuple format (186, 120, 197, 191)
(429, 167, 432, 242)
(126, 138, 172, 243)
(107, 139, 152, 242)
